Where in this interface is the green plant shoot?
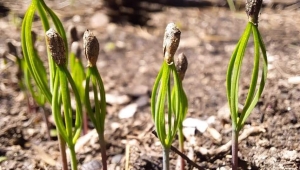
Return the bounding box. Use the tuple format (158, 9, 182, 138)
(69, 29, 87, 134)
(83, 30, 108, 170)
(174, 53, 188, 170)
(21, 1, 82, 169)
(151, 23, 187, 170)
(226, 0, 267, 169)
(46, 28, 83, 170)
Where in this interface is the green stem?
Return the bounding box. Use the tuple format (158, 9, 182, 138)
(232, 129, 239, 170)
(69, 145, 78, 170)
(59, 68, 73, 141)
(163, 147, 170, 170)
(85, 66, 107, 169)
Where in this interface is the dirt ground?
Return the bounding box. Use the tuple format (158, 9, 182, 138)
(0, 0, 300, 170)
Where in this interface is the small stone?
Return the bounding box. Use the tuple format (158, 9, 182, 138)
(183, 118, 208, 133)
(281, 150, 298, 161)
(288, 76, 300, 84)
(135, 95, 149, 108)
(118, 103, 138, 119)
(182, 127, 196, 139)
(125, 85, 149, 97)
(81, 159, 102, 170)
(90, 12, 109, 28)
(111, 154, 123, 164)
(206, 127, 222, 142)
(106, 93, 131, 105)
(217, 103, 231, 121)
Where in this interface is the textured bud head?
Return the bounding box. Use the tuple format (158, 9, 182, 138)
(163, 23, 181, 64)
(175, 53, 188, 81)
(246, 0, 263, 24)
(45, 28, 66, 65)
(83, 30, 99, 67)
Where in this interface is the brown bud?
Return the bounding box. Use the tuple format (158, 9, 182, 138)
(245, 0, 263, 24)
(163, 23, 181, 64)
(83, 30, 99, 67)
(45, 28, 66, 65)
(175, 53, 188, 81)
(68, 25, 79, 43)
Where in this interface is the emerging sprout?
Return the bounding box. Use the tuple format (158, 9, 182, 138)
(246, 0, 263, 24)
(163, 23, 181, 65)
(46, 28, 66, 65)
(83, 30, 99, 67)
(175, 53, 188, 81)
(152, 23, 186, 170)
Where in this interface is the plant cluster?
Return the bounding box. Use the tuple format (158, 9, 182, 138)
(19, 0, 267, 169)
(21, 0, 107, 170)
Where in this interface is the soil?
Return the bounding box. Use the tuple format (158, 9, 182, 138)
(1, 0, 300, 170)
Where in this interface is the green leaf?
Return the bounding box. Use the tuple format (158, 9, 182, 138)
(226, 23, 252, 129)
(237, 25, 268, 130)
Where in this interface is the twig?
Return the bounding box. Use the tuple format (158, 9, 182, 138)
(198, 126, 266, 156)
(151, 131, 204, 170)
(125, 144, 130, 170)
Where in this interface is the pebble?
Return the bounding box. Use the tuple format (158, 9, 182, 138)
(90, 12, 109, 28)
(111, 154, 124, 164)
(183, 117, 208, 133)
(106, 93, 131, 105)
(118, 103, 138, 119)
(281, 150, 298, 161)
(81, 160, 102, 170)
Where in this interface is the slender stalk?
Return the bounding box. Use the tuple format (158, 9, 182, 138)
(163, 148, 170, 170)
(98, 132, 107, 170)
(41, 107, 51, 141)
(178, 124, 185, 170)
(232, 129, 238, 170)
(69, 145, 78, 170)
(227, 0, 236, 11)
(82, 112, 88, 135)
(58, 134, 68, 170)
